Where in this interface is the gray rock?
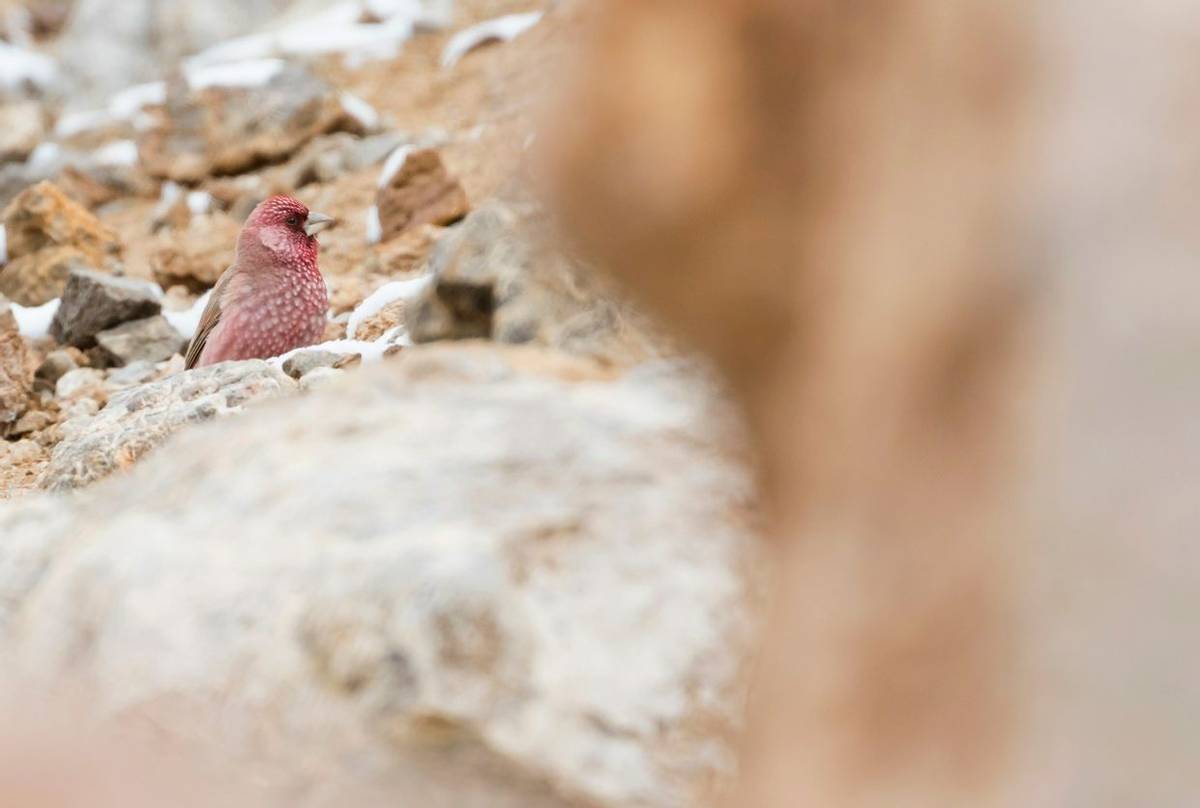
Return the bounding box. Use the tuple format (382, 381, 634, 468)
(34, 349, 79, 387)
(53, 367, 104, 399)
(40, 359, 296, 491)
(105, 359, 158, 388)
(281, 349, 347, 380)
(49, 268, 161, 348)
(0, 343, 761, 807)
(94, 315, 186, 367)
(410, 203, 662, 365)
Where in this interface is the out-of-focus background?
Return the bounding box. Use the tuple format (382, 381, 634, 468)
(3, 0, 1200, 806)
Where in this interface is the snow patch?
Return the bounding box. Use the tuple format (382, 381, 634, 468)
(26, 142, 62, 173)
(340, 93, 380, 132)
(271, 337, 400, 369)
(92, 139, 139, 167)
(186, 191, 214, 215)
(55, 109, 113, 139)
(365, 205, 383, 245)
(185, 58, 286, 91)
(346, 275, 432, 339)
(440, 12, 543, 69)
(109, 81, 166, 120)
(378, 144, 414, 188)
(187, 1, 421, 70)
(162, 291, 210, 339)
(11, 298, 59, 339)
(0, 41, 56, 92)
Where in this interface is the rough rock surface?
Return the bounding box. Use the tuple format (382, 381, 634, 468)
(0, 299, 33, 433)
(39, 358, 296, 491)
(94, 315, 187, 367)
(0, 181, 124, 305)
(149, 211, 239, 292)
(50, 268, 162, 348)
(0, 344, 760, 808)
(411, 203, 662, 365)
(377, 148, 470, 242)
(141, 66, 364, 183)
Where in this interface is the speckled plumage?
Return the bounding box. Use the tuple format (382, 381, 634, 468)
(185, 196, 331, 369)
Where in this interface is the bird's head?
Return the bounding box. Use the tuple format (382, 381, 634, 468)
(240, 195, 336, 268)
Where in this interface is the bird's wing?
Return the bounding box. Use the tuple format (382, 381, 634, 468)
(184, 268, 234, 370)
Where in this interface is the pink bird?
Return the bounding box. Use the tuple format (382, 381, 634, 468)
(185, 196, 334, 369)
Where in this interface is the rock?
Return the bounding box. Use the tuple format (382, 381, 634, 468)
(53, 367, 104, 400)
(141, 66, 365, 183)
(105, 359, 159, 388)
(410, 203, 662, 365)
(94, 315, 186, 367)
(0, 101, 46, 163)
(0, 181, 124, 305)
(281, 349, 348, 380)
(148, 212, 239, 292)
(10, 409, 54, 437)
(352, 298, 407, 342)
(376, 148, 469, 242)
(39, 359, 296, 490)
(0, 299, 33, 433)
(281, 131, 408, 189)
(34, 349, 78, 388)
(50, 268, 161, 348)
(0, 246, 86, 308)
(0, 344, 760, 807)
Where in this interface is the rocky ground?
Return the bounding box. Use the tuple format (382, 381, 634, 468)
(0, 2, 766, 806)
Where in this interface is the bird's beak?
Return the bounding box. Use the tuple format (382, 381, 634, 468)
(305, 212, 336, 237)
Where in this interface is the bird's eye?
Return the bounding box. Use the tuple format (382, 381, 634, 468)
(287, 214, 302, 227)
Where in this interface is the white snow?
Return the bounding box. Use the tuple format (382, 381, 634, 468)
(271, 337, 400, 369)
(440, 12, 543, 69)
(346, 275, 432, 339)
(0, 224, 6, 265)
(185, 58, 286, 91)
(108, 81, 166, 120)
(55, 109, 113, 139)
(92, 139, 139, 167)
(186, 191, 214, 215)
(26, 142, 62, 173)
(378, 144, 414, 188)
(186, 1, 422, 70)
(162, 291, 211, 339)
(0, 41, 56, 92)
(340, 93, 380, 132)
(365, 205, 383, 245)
(10, 298, 59, 339)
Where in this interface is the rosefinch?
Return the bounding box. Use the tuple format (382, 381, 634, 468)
(184, 195, 334, 369)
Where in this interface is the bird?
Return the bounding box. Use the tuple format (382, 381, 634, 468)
(185, 195, 334, 369)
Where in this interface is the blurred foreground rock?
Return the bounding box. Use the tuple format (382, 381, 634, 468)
(0, 343, 761, 808)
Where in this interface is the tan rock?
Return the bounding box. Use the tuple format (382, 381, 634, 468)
(0, 181, 123, 305)
(0, 102, 46, 163)
(141, 67, 364, 183)
(149, 212, 239, 292)
(0, 299, 33, 434)
(376, 149, 469, 242)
